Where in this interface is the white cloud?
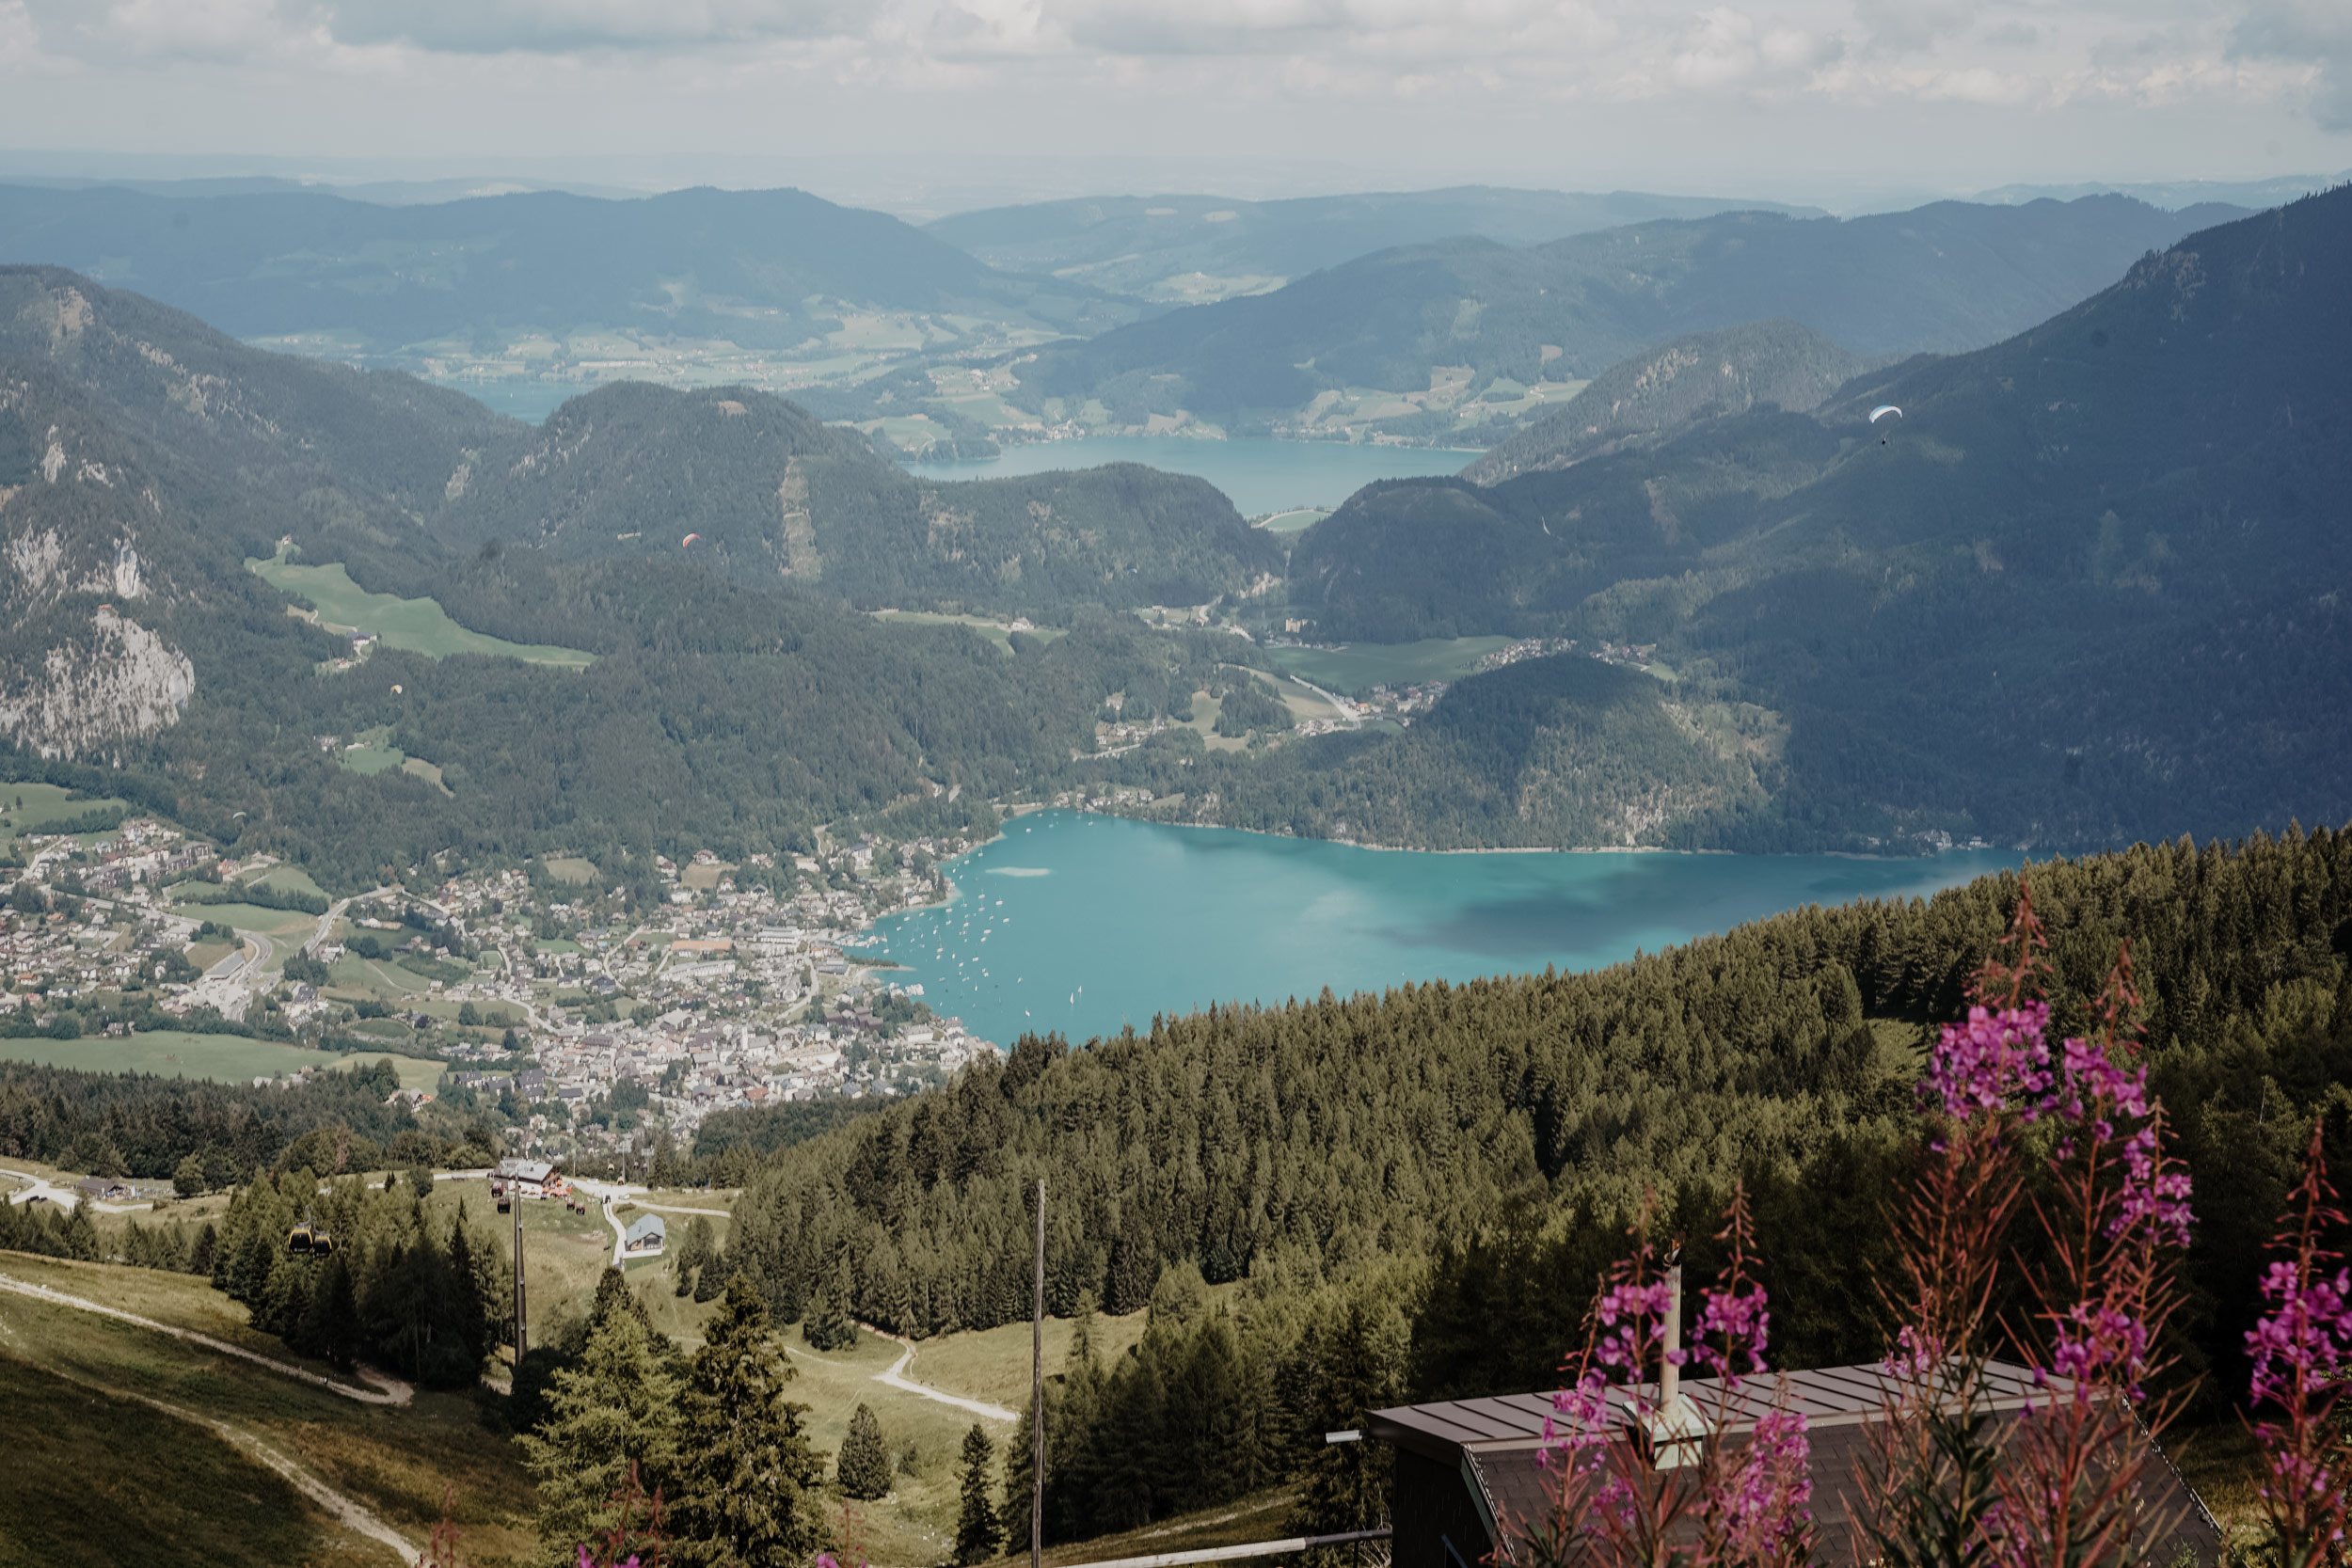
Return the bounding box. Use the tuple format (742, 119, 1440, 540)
(313, 0, 873, 53)
(0, 0, 2343, 194)
(2231, 0, 2352, 130)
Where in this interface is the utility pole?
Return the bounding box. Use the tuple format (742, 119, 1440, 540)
(1032, 1177, 1046, 1568)
(513, 1190, 529, 1362)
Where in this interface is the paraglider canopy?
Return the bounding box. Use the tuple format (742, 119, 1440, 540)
(681, 532, 701, 548)
(1868, 405, 1901, 444)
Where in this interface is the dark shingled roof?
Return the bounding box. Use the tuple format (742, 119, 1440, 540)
(1370, 1360, 2226, 1568)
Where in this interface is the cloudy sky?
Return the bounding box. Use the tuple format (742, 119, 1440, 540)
(0, 0, 2345, 210)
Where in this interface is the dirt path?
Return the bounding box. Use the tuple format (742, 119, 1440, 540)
(0, 1291, 420, 1563)
(0, 1272, 413, 1406)
(860, 1323, 1020, 1421)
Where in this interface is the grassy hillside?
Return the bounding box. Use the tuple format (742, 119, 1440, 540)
(1011, 196, 2246, 431)
(0, 1252, 537, 1564)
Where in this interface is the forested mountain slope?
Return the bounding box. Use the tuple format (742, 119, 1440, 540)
(1272, 189, 2352, 851)
(1462, 319, 1863, 483)
(0, 268, 1263, 885)
(724, 827, 2352, 1411)
(925, 186, 1820, 302)
(1011, 196, 2244, 425)
(0, 182, 1139, 351)
(411, 381, 1282, 612)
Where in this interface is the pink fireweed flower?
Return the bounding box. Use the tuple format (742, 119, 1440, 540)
(1922, 1003, 2053, 1119)
(2043, 1303, 2153, 1398)
(2247, 1259, 2352, 1410)
(1714, 1408, 1814, 1560)
(1883, 1323, 1943, 1379)
(1692, 1280, 1772, 1384)
(1540, 1371, 1616, 1465)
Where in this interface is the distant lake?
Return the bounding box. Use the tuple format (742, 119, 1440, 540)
(866, 811, 2018, 1048)
(900, 436, 1483, 515)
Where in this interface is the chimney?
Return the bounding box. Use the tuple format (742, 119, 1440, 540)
(1661, 1259, 1682, 1414)
(1648, 1252, 1702, 1469)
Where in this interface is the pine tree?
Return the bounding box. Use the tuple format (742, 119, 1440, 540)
(955, 1424, 1001, 1564)
(521, 1307, 682, 1568)
(58, 1199, 100, 1260)
(802, 1287, 859, 1352)
(1288, 1302, 1401, 1549)
(298, 1252, 366, 1370)
(669, 1275, 825, 1568)
(836, 1402, 893, 1501)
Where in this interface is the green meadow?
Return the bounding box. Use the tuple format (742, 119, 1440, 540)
(248, 554, 595, 668)
(1255, 507, 1329, 535)
(0, 1031, 437, 1088)
(1266, 635, 1516, 692)
(869, 608, 1069, 653)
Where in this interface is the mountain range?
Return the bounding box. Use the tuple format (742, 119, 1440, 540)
(3, 186, 2346, 879)
(0, 183, 1140, 358)
(922, 186, 1824, 303)
(1009, 196, 2249, 435)
(1263, 186, 2352, 850)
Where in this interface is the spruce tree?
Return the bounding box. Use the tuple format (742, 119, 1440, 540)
(802, 1288, 858, 1352)
(1288, 1303, 1400, 1547)
(521, 1307, 681, 1568)
(58, 1199, 100, 1261)
(836, 1402, 892, 1501)
(670, 1275, 824, 1568)
(955, 1424, 1001, 1564)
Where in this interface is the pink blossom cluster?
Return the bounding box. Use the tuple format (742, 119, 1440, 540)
(1712, 1409, 1814, 1562)
(1692, 1279, 1772, 1384)
(2044, 1303, 2153, 1394)
(1920, 1003, 2053, 1119)
(2247, 1257, 2352, 1411)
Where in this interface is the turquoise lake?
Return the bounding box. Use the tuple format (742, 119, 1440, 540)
(866, 811, 2019, 1048)
(900, 436, 1482, 515)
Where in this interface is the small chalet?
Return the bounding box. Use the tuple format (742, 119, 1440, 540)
(1369, 1359, 2224, 1568)
(493, 1157, 562, 1198)
(623, 1213, 666, 1256)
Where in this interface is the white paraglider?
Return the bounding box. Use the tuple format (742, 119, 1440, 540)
(1869, 405, 1902, 445)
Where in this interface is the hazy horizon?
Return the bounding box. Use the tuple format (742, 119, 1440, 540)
(2, 0, 2347, 218)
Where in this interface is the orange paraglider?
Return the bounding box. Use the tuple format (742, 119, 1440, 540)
(681, 532, 701, 548)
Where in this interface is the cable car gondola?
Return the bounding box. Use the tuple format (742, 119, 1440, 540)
(288, 1221, 314, 1255)
(312, 1231, 335, 1260)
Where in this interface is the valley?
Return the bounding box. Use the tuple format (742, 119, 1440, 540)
(0, 121, 2347, 1568)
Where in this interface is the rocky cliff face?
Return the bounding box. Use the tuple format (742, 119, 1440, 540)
(0, 604, 194, 758)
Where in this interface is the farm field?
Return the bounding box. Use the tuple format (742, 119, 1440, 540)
(540, 856, 597, 884)
(1266, 636, 1516, 693)
(0, 782, 132, 848)
(167, 900, 317, 941)
(248, 554, 596, 668)
(0, 1031, 439, 1089)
